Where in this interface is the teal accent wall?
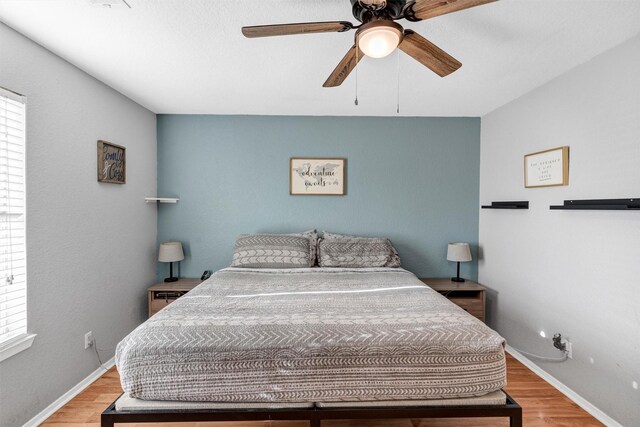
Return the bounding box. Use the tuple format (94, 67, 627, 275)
(157, 115, 480, 280)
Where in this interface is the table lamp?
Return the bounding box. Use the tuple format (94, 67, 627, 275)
(158, 241, 184, 283)
(447, 243, 472, 282)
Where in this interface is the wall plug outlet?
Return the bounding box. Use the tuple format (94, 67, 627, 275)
(553, 333, 572, 359)
(84, 331, 93, 349)
(564, 338, 573, 359)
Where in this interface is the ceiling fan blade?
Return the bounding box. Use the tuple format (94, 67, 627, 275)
(242, 21, 353, 38)
(323, 44, 364, 87)
(398, 30, 462, 77)
(409, 0, 497, 21)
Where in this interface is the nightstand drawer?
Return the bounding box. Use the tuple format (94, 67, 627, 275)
(448, 298, 484, 319)
(448, 297, 482, 311)
(150, 298, 173, 315)
(455, 306, 484, 318)
(421, 278, 486, 323)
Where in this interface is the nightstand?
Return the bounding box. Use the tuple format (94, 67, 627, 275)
(420, 278, 486, 322)
(147, 278, 201, 318)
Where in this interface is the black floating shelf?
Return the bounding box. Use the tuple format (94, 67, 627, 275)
(550, 198, 640, 210)
(482, 201, 529, 210)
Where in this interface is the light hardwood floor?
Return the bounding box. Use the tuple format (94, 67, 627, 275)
(41, 354, 603, 427)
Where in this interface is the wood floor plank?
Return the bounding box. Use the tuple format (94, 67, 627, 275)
(40, 354, 604, 427)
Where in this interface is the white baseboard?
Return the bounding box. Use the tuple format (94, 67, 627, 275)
(505, 345, 622, 427)
(23, 357, 116, 427)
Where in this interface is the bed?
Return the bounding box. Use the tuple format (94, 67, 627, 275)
(104, 267, 521, 426)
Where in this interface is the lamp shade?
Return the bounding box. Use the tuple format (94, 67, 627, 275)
(447, 243, 472, 262)
(158, 241, 184, 263)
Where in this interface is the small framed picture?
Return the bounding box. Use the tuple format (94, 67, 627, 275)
(290, 158, 346, 196)
(97, 140, 126, 184)
(524, 146, 569, 188)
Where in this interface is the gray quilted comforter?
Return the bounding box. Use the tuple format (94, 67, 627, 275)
(116, 268, 506, 402)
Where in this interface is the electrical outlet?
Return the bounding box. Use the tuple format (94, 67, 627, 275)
(563, 338, 573, 359)
(552, 333, 572, 359)
(84, 331, 93, 349)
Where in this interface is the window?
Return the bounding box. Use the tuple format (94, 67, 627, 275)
(0, 87, 32, 360)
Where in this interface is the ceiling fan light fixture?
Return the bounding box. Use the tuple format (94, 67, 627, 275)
(357, 21, 403, 59)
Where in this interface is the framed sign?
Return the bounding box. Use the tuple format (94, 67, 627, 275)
(524, 146, 569, 188)
(97, 140, 126, 184)
(290, 158, 345, 196)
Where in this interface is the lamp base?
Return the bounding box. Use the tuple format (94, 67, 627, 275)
(451, 277, 466, 283)
(164, 261, 179, 283)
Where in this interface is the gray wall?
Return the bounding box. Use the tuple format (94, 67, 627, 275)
(0, 23, 157, 426)
(479, 34, 640, 426)
(157, 115, 480, 280)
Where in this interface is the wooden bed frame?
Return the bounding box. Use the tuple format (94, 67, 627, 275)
(101, 391, 522, 427)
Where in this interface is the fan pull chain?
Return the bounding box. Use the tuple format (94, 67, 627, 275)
(396, 49, 400, 114)
(355, 46, 359, 106)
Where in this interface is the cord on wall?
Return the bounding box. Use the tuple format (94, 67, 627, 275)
(511, 333, 570, 363)
(510, 346, 568, 363)
(91, 337, 114, 371)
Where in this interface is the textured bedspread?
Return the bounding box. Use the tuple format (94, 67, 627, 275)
(116, 268, 506, 402)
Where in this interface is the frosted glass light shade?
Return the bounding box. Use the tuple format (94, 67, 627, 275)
(357, 22, 403, 59)
(447, 243, 472, 262)
(158, 241, 184, 262)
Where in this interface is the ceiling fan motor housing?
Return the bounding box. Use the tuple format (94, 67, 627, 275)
(350, 0, 409, 23)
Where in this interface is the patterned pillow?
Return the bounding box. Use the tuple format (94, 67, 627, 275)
(290, 229, 318, 267)
(318, 234, 401, 268)
(232, 234, 312, 268)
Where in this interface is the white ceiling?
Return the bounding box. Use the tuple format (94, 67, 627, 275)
(1, 0, 639, 116)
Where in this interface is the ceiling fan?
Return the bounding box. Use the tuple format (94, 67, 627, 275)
(242, 0, 497, 87)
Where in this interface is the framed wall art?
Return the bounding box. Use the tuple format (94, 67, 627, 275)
(524, 146, 569, 188)
(290, 158, 345, 196)
(97, 140, 126, 184)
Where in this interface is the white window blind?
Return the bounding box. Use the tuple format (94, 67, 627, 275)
(0, 87, 26, 346)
